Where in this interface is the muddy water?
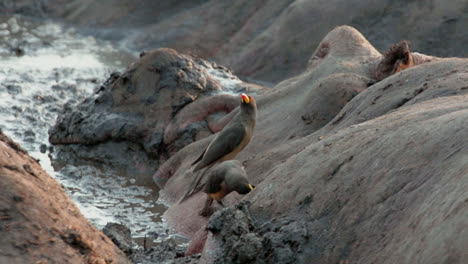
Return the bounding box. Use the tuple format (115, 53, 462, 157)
(0, 16, 170, 243)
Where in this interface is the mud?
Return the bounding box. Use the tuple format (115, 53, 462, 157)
(0, 15, 168, 244)
(130, 239, 200, 264)
(103, 223, 134, 255)
(193, 202, 322, 264)
(101, 222, 199, 264)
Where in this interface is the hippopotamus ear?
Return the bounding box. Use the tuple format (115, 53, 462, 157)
(374, 40, 414, 81)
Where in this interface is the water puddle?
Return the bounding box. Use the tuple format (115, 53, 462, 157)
(0, 15, 170, 243)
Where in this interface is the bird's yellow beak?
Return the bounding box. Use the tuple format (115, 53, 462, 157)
(241, 93, 250, 104)
(248, 184, 255, 191)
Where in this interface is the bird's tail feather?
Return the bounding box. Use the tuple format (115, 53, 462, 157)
(178, 168, 206, 204)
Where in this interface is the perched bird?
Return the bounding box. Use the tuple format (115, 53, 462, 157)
(180, 93, 257, 203)
(199, 160, 255, 216)
(192, 93, 257, 171)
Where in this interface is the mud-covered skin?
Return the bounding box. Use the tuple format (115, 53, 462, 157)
(200, 202, 316, 264)
(161, 26, 468, 264)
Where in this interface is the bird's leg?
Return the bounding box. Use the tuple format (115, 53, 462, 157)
(216, 200, 225, 207)
(199, 195, 214, 217)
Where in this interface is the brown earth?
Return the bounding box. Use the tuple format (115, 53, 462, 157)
(0, 130, 130, 264)
(3, 0, 467, 83)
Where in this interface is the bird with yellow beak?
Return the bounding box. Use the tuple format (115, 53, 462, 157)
(180, 93, 257, 203)
(192, 93, 256, 171)
(199, 160, 255, 216)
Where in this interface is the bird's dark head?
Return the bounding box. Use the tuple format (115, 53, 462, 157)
(237, 183, 255, 195)
(240, 93, 257, 115)
(224, 166, 255, 194)
(224, 163, 255, 195)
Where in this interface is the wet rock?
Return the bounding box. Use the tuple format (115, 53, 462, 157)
(13, 46, 24, 56)
(103, 222, 133, 255)
(0, 130, 130, 263)
(23, 129, 35, 137)
(22, 129, 35, 142)
(5, 84, 22, 95)
(39, 143, 47, 153)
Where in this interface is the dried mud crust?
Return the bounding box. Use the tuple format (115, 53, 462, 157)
(199, 202, 321, 264)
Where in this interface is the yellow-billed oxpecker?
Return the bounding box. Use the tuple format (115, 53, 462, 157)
(180, 93, 257, 203)
(192, 93, 256, 171)
(199, 160, 255, 216)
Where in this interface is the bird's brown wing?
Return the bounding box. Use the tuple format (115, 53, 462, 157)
(191, 148, 206, 166)
(203, 168, 225, 194)
(178, 169, 207, 203)
(193, 124, 246, 171)
(180, 162, 227, 203)
(180, 124, 246, 203)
